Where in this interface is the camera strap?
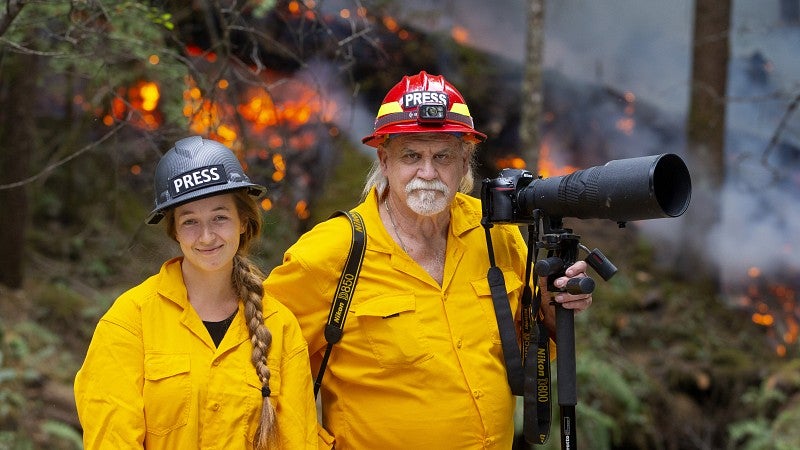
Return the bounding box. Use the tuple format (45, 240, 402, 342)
(482, 223, 552, 444)
(523, 267, 553, 442)
(526, 226, 553, 445)
(314, 210, 366, 398)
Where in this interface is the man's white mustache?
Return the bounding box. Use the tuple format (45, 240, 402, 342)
(405, 178, 448, 194)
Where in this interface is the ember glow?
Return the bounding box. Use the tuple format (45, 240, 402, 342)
(494, 137, 581, 179)
(615, 91, 637, 135)
(735, 266, 799, 357)
(105, 80, 162, 130)
(451, 26, 469, 44)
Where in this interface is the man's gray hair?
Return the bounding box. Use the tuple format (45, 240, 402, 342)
(360, 134, 478, 200)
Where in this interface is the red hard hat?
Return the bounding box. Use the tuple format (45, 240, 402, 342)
(361, 71, 487, 147)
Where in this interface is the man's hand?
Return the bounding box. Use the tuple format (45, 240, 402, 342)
(538, 260, 594, 336)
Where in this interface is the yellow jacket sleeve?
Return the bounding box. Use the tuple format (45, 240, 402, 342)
(268, 301, 324, 449)
(74, 308, 146, 448)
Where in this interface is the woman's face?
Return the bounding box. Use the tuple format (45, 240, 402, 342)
(173, 193, 243, 275)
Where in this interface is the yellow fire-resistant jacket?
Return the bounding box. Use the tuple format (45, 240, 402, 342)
(74, 257, 319, 449)
(264, 190, 532, 449)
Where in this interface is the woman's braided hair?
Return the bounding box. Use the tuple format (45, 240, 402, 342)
(230, 190, 277, 450)
(165, 189, 277, 449)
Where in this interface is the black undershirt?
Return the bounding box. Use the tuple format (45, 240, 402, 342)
(203, 310, 237, 347)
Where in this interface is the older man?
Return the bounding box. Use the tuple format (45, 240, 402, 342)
(264, 71, 592, 449)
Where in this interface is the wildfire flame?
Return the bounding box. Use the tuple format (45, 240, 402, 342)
(615, 91, 636, 136)
(740, 265, 799, 357)
(104, 49, 336, 220)
(237, 85, 328, 130)
(537, 138, 580, 178)
(180, 73, 335, 215)
(104, 80, 162, 130)
(451, 26, 469, 44)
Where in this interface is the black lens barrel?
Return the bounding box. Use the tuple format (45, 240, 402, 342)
(518, 153, 691, 222)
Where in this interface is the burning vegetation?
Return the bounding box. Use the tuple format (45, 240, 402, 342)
(736, 266, 799, 357)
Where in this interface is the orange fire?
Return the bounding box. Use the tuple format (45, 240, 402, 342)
(741, 265, 799, 357)
(237, 82, 332, 131)
(105, 80, 163, 130)
(536, 138, 580, 178)
(183, 77, 238, 149)
(495, 137, 581, 179)
(295, 200, 311, 220)
(451, 26, 469, 45)
(102, 56, 336, 220)
(383, 16, 399, 32)
(494, 156, 527, 170)
(615, 91, 637, 135)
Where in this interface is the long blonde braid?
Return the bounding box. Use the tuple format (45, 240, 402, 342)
(229, 190, 277, 449)
(233, 255, 277, 449)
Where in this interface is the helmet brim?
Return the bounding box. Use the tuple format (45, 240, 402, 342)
(361, 123, 487, 148)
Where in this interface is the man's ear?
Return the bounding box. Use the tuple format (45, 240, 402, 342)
(377, 147, 389, 172)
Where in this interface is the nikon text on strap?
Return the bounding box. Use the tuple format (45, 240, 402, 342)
(481, 221, 552, 444)
(314, 210, 366, 398)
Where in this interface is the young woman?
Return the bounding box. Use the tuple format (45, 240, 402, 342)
(74, 136, 318, 449)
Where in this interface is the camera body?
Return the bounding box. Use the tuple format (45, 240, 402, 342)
(481, 168, 538, 224)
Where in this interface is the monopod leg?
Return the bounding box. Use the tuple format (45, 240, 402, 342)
(555, 303, 577, 450)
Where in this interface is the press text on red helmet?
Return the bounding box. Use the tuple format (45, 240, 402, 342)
(400, 92, 448, 109)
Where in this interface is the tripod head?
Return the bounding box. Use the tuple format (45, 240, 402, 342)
(533, 216, 617, 295)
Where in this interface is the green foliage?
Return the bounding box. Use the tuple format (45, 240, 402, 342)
(0, 313, 83, 448)
(40, 420, 83, 450)
(0, 432, 34, 450)
(573, 327, 656, 447)
(251, 0, 278, 18)
(32, 282, 87, 330)
(729, 408, 800, 450)
(121, 2, 175, 31)
(311, 136, 373, 223)
(574, 403, 618, 450)
(728, 360, 800, 449)
(6, 0, 189, 127)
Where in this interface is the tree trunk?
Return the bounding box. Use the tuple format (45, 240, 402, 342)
(682, 0, 731, 285)
(0, 52, 36, 289)
(519, 0, 545, 172)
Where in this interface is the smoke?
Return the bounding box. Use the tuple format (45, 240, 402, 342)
(711, 178, 800, 282)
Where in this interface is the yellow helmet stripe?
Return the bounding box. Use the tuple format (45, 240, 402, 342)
(377, 101, 403, 118)
(379, 101, 472, 118)
(450, 102, 471, 117)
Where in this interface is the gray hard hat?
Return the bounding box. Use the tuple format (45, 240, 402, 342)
(146, 136, 266, 224)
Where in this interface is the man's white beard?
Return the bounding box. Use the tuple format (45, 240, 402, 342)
(405, 178, 450, 216)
